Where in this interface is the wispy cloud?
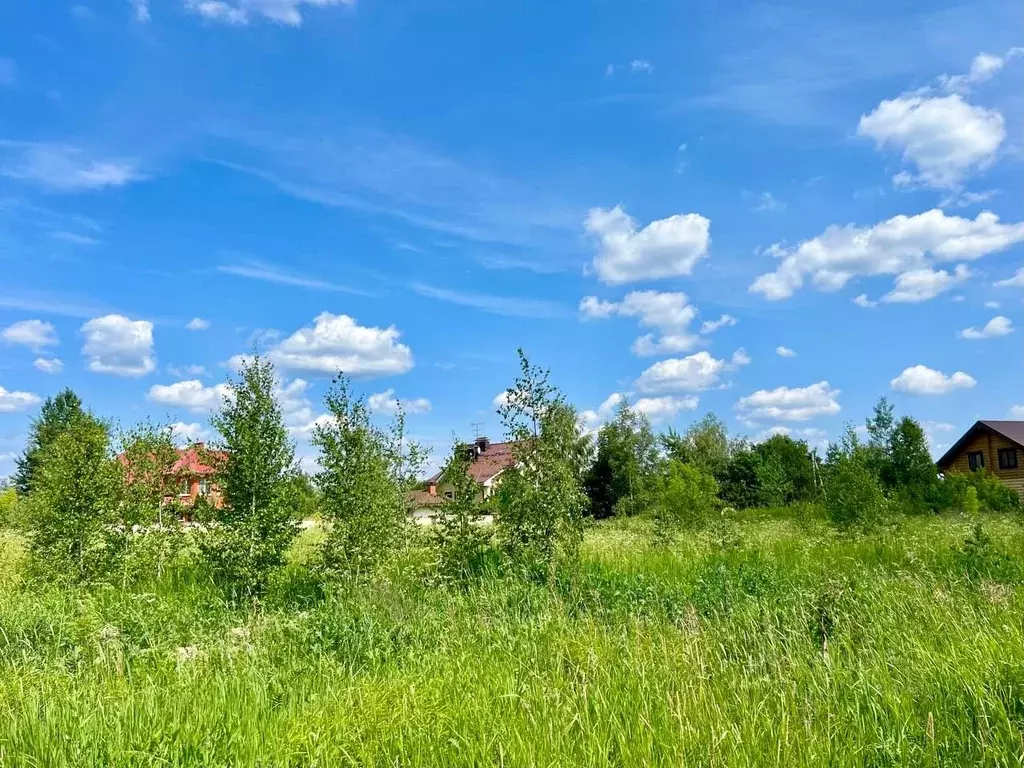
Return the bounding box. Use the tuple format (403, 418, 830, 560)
(0, 140, 144, 192)
(0, 289, 116, 318)
(217, 259, 375, 296)
(409, 283, 569, 319)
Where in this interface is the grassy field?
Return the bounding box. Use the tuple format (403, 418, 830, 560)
(1, 512, 1023, 766)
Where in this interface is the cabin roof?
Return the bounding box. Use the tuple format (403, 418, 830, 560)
(936, 420, 1024, 469)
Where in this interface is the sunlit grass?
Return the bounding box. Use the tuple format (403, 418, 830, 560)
(0, 513, 1022, 766)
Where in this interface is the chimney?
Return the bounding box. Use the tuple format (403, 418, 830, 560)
(428, 481, 437, 496)
(475, 436, 490, 453)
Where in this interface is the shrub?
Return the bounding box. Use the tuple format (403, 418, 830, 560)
(824, 453, 888, 529)
(651, 461, 719, 541)
(433, 443, 492, 585)
(940, 472, 1023, 514)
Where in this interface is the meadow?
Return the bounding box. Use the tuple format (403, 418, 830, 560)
(1, 509, 1022, 767)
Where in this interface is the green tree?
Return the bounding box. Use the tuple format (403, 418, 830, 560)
(26, 411, 123, 582)
(117, 421, 180, 527)
(754, 451, 791, 507)
(718, 443, 762, 509)
(824, 451, 888, 529)
(651, 461, 719, 541)
(434, 441, 492, 584)
(754, 434, 817, 503)
(202, 355, 298, 597)
(888, 416, 938, 510)
(496, 350, 588, 581)
(14, 388, 87, 495)
(312, 376, 424, 578)
(583, 400, 658, 518)
(661, 413, 731, 478)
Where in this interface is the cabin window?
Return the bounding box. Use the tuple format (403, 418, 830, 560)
(998, 448, 1018, 470)
(179, 477, 191, 495)
(968, 451, 985, 472)
(198, 478, 211, 495)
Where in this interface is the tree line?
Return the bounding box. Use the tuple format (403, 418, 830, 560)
(1, 350, 1018, 599)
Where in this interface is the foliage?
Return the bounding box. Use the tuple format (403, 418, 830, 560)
(823, 450, 888, 529)
(312, 376, 425, 579)
(661, 413, 730, 478)
(116, 421, 180, 527)
(941, 470, 1023, 514)
(202, 354, 298, 598)
(0, 488, 17, 528)
(14, 388, 87, 495)
(754, 450, 791, 508)
(583, 400, 659, 518)
(650, 461, 719, 541)
(25, 410, 124, 582)
(754, 434, 817, 503)
(717, 445, 761, 510)
(433, 442, 492, 584)
(496, 350, 588, 579)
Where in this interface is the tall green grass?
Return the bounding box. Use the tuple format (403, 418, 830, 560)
(0, 514, 1022, 766)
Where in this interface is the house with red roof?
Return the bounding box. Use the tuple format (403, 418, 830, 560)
(407, 437, 517, 522)
(161, 443, 227, 509)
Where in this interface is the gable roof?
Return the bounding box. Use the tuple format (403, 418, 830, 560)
(429, 440, 518, 485)
(936, 421, 1024, 469)
(169, 444, 227, 477)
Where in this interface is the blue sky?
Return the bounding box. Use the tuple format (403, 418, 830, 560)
(0, 0, 1022, 474)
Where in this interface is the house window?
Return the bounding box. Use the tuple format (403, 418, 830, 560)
(444, 491, 454, 499)
(968, 451, 985, 472)
(199, 478, 211, 495)
(998, 448, 1019, 470)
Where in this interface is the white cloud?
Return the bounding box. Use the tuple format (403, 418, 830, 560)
(754, 192, 786, 213)
(288, 414, 333, 439)
(735, 381, 841, 423)
(631, 333, 701, 357)
(630, 59, 654, 74)
(368, 389, 431, 415)
(81, 314, 155, 376)
(34, 358, 63, 374)
(0, 385, 41, 413)
(959, 315, 1013, 340)
(984, 300, 1000, 309)
(858, 94, 1004, 189)
(890, 365, 977, 395)
(995, 267, 1024, 288)
(881, 264, 970, 303)
(184, 0, 353, 26)
(699, 314, 737, 335)
(1, 319, 58, 352)
(586, 205, 711, 284)
(0, 140, 143, 192)
(132, 0, 150, 21)
(776, 346, 797, 357)
(853, 294, 878, 308)
(635, 351, 727, 394)
(167, 364, 207, 377)
(578, 296, 618, 319)
(257, 312, 413, 377)
(186, 317, 209, 331)
(730, 348, 751, 368)
(580, 393, 624, 432)
(940, 49, 1024, 94)
(170, 422, 210, 446)
(632, 395, 699, 423)
(148, 380, 230, 413)
(1011, 405, 1024, 418)
(749, 209, 1024, 301)
(753, 425, 829, 446)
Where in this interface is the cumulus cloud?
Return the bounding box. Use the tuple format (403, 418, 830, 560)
(0, 140, 143, 192)
(890, 365, 977, 395)
(994, 267, 1024, 288)
(585, 205, 710, 284)
(256, 312, 413, 377)
(0, 385, 41, 413)
(633, 395, 699, 422)
(580, 393, 625, 432)
(735, 382, 841, 424)
(1, 319, 58, 352)
(699, 314, 737, 335)
(170, 422, 210, 446)
(939, 49, 1024, 94)
(635, 351, 728, 394)
(858, 94, 1004, 189)
(184, 0, 354, 26)
(630, 333, 701, 357)
(81, 314, 155, 376)
(34, 358, 63, 374)
(580, 290, 704, 356)
(749, 210, 1024, 301)
(776, 346, 797, 358)
(368, 389, 431, 415)
(186, 317, 209, 331)
(148, 380, 230, 413)
(881, 264, 970, 303)
(984, 300, 1001, 309)
(959, 315, 1013, 340)
(853, 294, 878, 308)
(1012, 405, 1024, 418)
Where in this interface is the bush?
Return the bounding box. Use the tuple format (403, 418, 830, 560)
(651, 461, 719, 541)
(433, 443, 492, 585)
(939, 472, 1023, 514)
(824, 454, 888, 529)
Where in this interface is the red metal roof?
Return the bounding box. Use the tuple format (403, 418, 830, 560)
(428, 441, 518, 484)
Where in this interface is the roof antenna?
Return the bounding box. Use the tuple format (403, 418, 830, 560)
(471, 421, 484, 439)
